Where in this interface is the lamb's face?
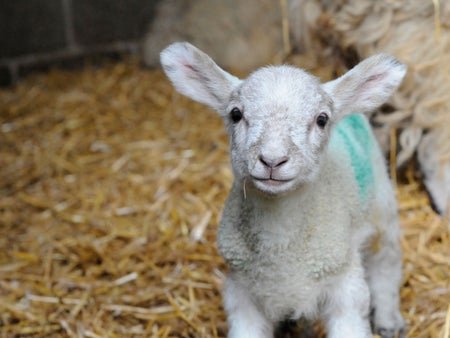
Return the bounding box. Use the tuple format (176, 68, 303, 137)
(225, 66, 334, 196)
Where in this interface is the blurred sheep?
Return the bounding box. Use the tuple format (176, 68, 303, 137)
(143, 0, 450, 216)
(289, 0, 450, 216)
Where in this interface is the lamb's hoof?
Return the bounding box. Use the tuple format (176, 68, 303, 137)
(371, 308, 406, 338)
(374, 327, 406, 338)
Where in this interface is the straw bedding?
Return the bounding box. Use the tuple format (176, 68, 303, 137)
(0, 60, 449, 337)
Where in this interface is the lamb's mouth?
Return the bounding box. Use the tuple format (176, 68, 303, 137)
(251, 176, 295, 187)
(252, 177, 292, 185)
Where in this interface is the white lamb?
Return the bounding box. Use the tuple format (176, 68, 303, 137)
(160, 42, 406, 338)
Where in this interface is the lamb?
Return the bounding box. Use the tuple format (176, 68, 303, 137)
(160, 42, 406, 338)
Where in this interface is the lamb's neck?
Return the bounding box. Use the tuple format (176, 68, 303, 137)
(242, 181, 315, 233)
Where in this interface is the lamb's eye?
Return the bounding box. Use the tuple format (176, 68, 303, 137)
(230, 107, 243, 123)
(316, 112, 329, 128)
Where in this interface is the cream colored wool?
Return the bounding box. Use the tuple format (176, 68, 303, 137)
(289, 0, 450, 215)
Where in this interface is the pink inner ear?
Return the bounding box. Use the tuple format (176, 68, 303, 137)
(183, 63, 197, 72)
(359, 73, 386, 92)
(366, 73, 385, 83)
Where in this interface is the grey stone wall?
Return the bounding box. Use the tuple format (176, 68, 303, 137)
(0, 0, 159, 86)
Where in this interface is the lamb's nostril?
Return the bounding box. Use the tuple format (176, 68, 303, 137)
(259, 155, 289, 169)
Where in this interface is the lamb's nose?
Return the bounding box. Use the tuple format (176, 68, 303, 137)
(259, 155, 289, 169)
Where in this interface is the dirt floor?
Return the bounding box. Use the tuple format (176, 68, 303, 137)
(0, 60, 449, 337)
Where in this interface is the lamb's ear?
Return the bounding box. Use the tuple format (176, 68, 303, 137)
(160, 42, 240, 112)
(322, 54, 406, 120)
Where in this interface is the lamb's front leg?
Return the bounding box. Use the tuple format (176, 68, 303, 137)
(224, 274, 274, 338)
(324, 259, 372, 338)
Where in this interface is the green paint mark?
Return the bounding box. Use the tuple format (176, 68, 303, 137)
(332, 114, 374, 199)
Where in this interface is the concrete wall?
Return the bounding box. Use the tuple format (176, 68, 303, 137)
(0, 0, 160, 86)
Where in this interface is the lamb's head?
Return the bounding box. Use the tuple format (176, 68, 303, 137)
(161, 42, 406, 196)
(224, 67, 334, 195)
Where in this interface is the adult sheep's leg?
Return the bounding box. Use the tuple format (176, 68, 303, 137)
(324, 255, 372, 338)
(223, 274, 273, 338)
(366, 189, 405, 338)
